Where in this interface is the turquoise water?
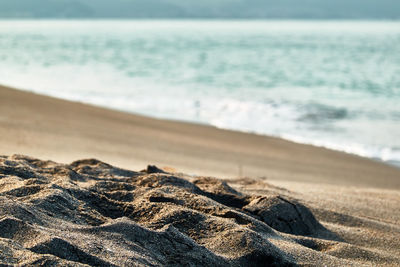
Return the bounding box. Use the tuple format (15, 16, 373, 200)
(1, 20, 400, 164)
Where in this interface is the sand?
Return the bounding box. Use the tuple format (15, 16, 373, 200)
(1, 85, 399, 189)
(1, 155, 399, 266)
(1, 84, 400, 266)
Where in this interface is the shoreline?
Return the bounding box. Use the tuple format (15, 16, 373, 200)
(4, 83, 400, 170)
(1, 84, 400, 189)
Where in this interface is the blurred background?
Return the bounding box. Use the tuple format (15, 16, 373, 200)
(0, 0, 399, 19)
(0, 0, 399, 165)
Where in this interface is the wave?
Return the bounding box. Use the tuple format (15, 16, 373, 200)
(2, 70, 399, 166)
(1, 20, 399, 166)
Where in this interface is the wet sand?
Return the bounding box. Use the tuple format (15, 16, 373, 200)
(1, 84, 399, 189)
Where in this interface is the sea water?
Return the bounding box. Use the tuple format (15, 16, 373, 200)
(0, 20, 399, 165)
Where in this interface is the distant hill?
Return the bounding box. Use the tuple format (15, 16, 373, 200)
(0, 0, 399, 19)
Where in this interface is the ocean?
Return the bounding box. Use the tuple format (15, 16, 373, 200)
(1, 20, 399, 166)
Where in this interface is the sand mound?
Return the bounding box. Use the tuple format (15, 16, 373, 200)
(0, 155, 398, 266)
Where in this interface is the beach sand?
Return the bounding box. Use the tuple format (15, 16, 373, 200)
(1, 84, 399, 266)
(1, 85, 399, 189)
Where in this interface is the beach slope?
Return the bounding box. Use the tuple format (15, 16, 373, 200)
(1, 85, 399, 189)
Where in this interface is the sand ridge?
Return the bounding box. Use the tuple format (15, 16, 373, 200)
(1, 155, 399, 266)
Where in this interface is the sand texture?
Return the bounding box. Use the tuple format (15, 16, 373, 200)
(1, 155, 399, 266)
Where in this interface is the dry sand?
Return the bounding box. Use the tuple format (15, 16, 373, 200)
(1, 85, 400, 266)
(1, 155, 399, 266)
